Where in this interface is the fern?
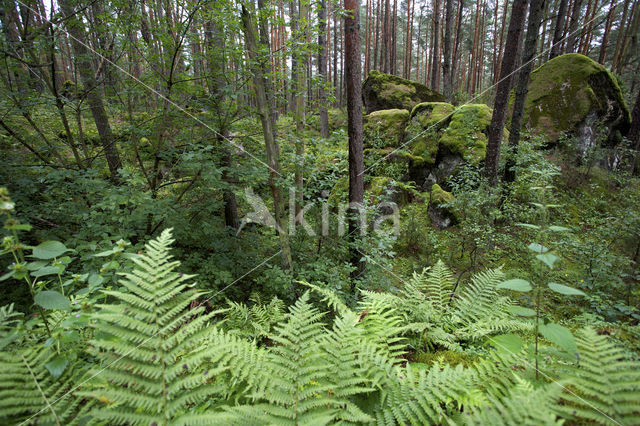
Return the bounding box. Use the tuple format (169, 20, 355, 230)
(0, 345, 94, 425)
(460, 376, 563, 425)
(557, 327, 640, 425)
(81, 229, 227, 425)
(223, 293, 285, 340)
(215, 293, 374, 424)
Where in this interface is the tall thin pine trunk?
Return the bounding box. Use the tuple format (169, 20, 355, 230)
(344, 0, 365, 287)
(484, 0, 528, 183)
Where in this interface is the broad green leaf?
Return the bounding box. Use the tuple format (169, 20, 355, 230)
(539, 323, 576, 353)
(516, 223, 540, 230)
(0, 201, 15, 211)
(45, 355, 68, 379)
(27, 261, 48, 271)
(34, 291, 71, 310)
(527, 243, 548, 253)
(548, 225, 570, 232)
(4, 223, 32, 231)
(93, 248, 120, 257)
(31, 266, 61, 277)
(0, 271, 15, 281)
(489, 334, 524, 355)
(507, 306, 536, 317)
(536, 252, 559, 269)
(548, 282, 585, 296)
(497, 279, 532, 292)
(32, 241, 68, 259)
(88, 274, 104, 287)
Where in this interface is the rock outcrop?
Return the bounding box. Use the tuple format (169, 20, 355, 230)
(363, 109, 411, 148)
(362, 70, 445, 114)
(517, 53, 631, 145)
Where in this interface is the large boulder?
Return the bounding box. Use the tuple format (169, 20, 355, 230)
(403, 102, 495, 190)
(428, 184, 457, 230)
(519, 53, 631, 145)
(364, 109, 411, 148)
(362, 70, 445, 114)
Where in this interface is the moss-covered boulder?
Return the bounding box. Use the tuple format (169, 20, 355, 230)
(428, 184, 457, 229)
(364, 109, 411, 148)
(520, 53, 631, 144)
(362, 70, 445, 114)
(439, 104, 492, 163)
(405, 102, 456, 167)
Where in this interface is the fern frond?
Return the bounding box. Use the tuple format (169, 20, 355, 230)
(300, 280, 352, 315)
(461, 377, 563, 425)
(0, 344, 94, 425)
(557, 327, 640, 425)
(80, 229, 226, 425)
(423, 260, 454, 312)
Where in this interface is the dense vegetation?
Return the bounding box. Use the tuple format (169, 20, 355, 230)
(1, 0, 640, 424)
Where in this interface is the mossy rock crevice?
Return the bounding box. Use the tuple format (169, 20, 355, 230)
(362, 70, 445, 114)
(428, 184, 457, 229)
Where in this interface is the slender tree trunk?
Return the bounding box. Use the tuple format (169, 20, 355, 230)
(629, 87, 640, 175)
(494, 0, 509, 83)
(391, 0, 397, 74)
(365, 0, 371, 74)
(404, 0, 414, 78)
(566, 0, 584, 53)
(318, 0, 330, 137)
(443, 0, 454, 100)
(58, 0, 122, 183)
(484, 0, 528, 183)
(452, 0, 464, 96)
(431, 0, 441, 91)
(240, 3, 293, 271)
(470, 0, 481, 92)
(550, 0, 569, 58)
(506, 0, 546, 183)
(599, 0, 617, 63)
(344, 0, 365, 286)
(612, 0, 631, 68)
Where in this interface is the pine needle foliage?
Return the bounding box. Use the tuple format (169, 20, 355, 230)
(558, 327, 640, 425)
(82, 229, 226, 425)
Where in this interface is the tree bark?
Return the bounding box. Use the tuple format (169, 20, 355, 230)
(442, 0, 454, 100)
(344, 0, 365, 286)
(241, 3, 293, 271)
(431, 0, 441, 91)
(598, 0, 617, 63)
(630, 87, 640, 175)
(58, 0, 122, 183)
(452, 0, 464, 97)
(506, 0, 546, 183)
(566, 0, 584, 53)
(318, 0, 330, 137)
(484, 0, 528, 183)
(550, 0, 568, 58)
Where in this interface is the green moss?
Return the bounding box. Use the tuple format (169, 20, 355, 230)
(522, 53, 631, 142)
(404, 102, 456, 166)
(363, 109, 410, 148)
(367, 176, 417, 205)
(413, 350, 476, 367)
(363, 70, 445, 113)
(430, 184, 454, 205)
(438, 104, 492, 164)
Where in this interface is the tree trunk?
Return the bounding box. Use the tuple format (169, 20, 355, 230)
(494, 0, 509, 84)
(598, 0, 617, 63)
(612, 0, 631, 69)
(404, 0, 414, 78)
(506, 0, 546, 183)
(452, 0, 464, 97)
(58, 0, 122, 183)
(344, 0, 365, 286)
(550, 0, 569, 58)
(566, 0, 584, 53)
(241, 3, 293, 271)
(630, 88, 640, 175)
(442, 0, 454, 100)
(318, 0, 330, 137)
(484, 0, 528, 183)
(431, 0, 441, 91)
